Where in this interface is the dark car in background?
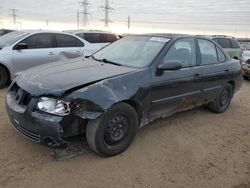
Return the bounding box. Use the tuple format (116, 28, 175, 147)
(5, 34, 243, 157)
(0, 29, 14, 36)
(66, 30, 119, 49)
(210, 35, 242, 61)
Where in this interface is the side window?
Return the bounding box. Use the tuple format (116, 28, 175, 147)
(84, 33, 101, 43)
(76, 33, 85, 40)
(212, 38, 219, 44)
(218, 38, 231, 48)
(21, 34, 53, 49)
(197, 39, 218, 65)
(162, 38, 196, 67)
(101, 34, 118, 43)
(217, 47, 226, 63)
(231, 39, 240, 48)
(55, 34, 84, 47)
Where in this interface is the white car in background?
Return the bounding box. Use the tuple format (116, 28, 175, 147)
(66, 30, 119, 50)
(0, 30, 97, 88)
(241, 43, 250, 62)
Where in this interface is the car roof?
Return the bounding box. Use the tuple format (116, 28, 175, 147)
(143, 33, 191, 38)
(17, 30, 74, 35)
(208, 35, 236, 39)
(65, 30, 117, 35)
(128, 33, 202, 39)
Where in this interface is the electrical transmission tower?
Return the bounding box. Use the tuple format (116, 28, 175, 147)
(10, 9, 19, 30)
(77, 10, 80, 29)
(80, 0, 90, 27)
(100, 0, 114, 27)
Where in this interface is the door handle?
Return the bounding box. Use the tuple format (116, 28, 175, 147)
(194, 73, 200, 77)
(49, 52, 55, 55)
(224, 69, 229, 72)
(76, 51, 82, 55)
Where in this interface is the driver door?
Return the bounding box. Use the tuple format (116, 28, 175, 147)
(150, 38, 203, 118)
(12, 33, 56, 75)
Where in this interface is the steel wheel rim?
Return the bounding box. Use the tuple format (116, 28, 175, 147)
(104, 115, 129, 146)
(220, 89, 229, 106)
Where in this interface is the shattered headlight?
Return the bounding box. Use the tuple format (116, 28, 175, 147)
(37, 97, 70, 116)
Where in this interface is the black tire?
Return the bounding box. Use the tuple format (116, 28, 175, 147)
(243, 75, 249, 80)
(208, 83, 233, 113)
(0, 66, 8, 89)
(86, 103, 139, 157)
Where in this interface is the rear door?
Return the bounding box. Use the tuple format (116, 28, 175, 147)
(230, 39, 242, 60)
(53, 33, 84, 61)
(12, 33, 56, 74)
(197, 38, 231, 101)
(150, 37, 203, 118)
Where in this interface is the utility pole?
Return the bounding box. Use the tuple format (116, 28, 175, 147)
(100, 0, 114, 27)
(80, 0, 90, 27)
(77, 10, 80, 29)
(128, 15, 131, 31)
(46, 20, 48, 28)
(10, 9, 18, 25)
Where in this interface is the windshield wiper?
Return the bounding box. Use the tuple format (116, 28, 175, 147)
(101, 59, 121, 66)
(91, 56, 121, 66)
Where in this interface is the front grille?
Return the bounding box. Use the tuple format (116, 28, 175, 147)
(11, 120, 40, 142)
(10, 83, 32, 106)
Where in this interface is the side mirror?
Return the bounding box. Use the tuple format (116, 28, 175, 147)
(14, 43, 28, 50)
(157, 60, 182, 71)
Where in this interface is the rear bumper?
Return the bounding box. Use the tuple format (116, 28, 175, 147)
(5, 93, 68, 148)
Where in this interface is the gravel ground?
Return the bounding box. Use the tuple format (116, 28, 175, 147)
(0, 81, 249, 188)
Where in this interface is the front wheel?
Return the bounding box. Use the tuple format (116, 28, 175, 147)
(86, 103, 139, 157)
(208, 84, 233, 113)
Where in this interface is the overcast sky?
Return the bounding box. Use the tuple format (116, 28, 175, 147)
(1, 0, 250, 36)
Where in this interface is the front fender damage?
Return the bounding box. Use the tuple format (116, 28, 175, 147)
(67, 77, 141, 120)
(72, 99, 104, 120)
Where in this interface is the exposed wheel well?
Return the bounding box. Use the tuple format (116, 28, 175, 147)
(0, 64, 11, 83)
(122, 100, 143, 124)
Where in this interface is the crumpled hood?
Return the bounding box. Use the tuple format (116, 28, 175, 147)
(16, 57, 137, 96)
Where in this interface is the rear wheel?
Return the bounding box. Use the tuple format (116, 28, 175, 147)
(0, 66, 8, 89)
(208, 84, 233, 113)
(86, 103, 138, 157)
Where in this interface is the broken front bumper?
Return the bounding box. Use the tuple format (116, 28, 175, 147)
(242, 63, 250, 78)
(5, 93, 68, 148)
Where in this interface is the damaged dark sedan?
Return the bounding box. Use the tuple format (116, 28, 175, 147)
(6, 34, 243, 157)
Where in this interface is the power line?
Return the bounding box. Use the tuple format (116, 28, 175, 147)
(100, 0, 114, 27)
(80, 0, 90, 27)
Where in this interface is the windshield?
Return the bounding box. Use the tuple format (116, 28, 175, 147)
(93, 36, 169, 68)
(0, 31, 29, 47)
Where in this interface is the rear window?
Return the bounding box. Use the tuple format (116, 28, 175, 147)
(101, 34, 118, 43)
(83, 33, 101, 43)
(230, 39, 240, 48)
(218, 38, 231, 48)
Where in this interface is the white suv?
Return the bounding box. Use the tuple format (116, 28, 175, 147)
(0, 30, 97, 88)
